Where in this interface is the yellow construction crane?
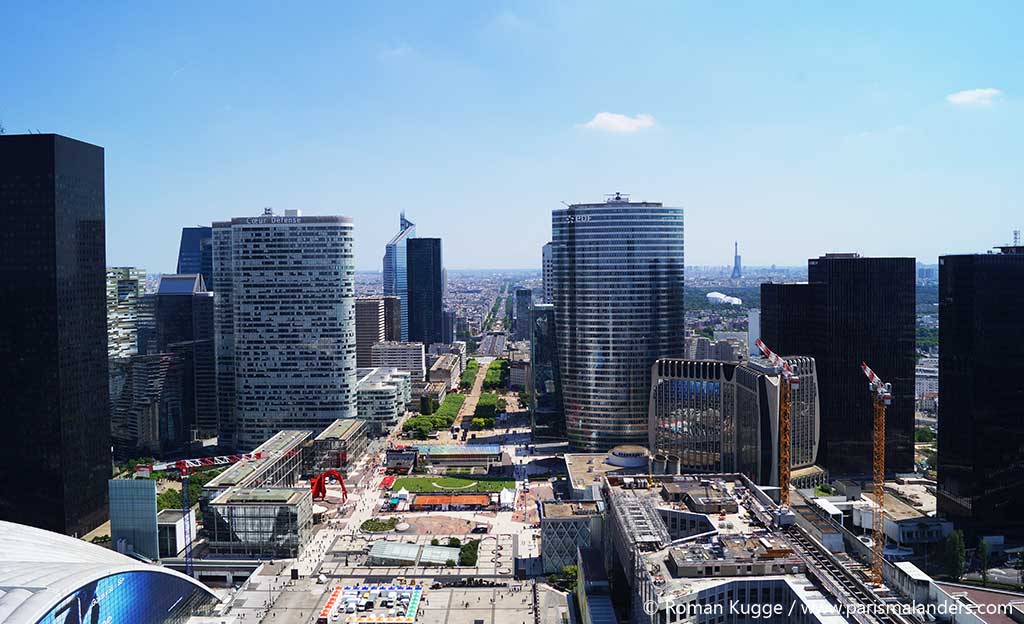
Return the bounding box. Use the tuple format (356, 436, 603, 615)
(862, 361, 892, 585)
(755, 339, 800, 508)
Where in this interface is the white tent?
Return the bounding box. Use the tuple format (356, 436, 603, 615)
(498, 488, 516, 510)
(396, 487, 410, 500)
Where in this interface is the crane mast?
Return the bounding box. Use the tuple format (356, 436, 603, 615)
(755, 339, 800, 508)
(862, 361, 892, 585)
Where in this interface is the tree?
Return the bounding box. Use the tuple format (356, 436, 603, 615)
(431, 538, 440, 546)
(448, 537, 461, 548)
(445, 559, 456, 568)
(978, 539, 990, 587)
(945, 530, 966, 580)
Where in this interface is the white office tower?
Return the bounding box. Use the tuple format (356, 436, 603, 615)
(213, 209, 357, 450)
(747, 308, 761, 357)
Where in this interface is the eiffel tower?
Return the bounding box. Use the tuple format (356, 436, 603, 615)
(731, 241, 742, 279)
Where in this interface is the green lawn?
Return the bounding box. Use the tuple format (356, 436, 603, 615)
(390, 476, 515, 493)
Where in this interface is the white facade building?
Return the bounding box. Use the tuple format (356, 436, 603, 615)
(370, 341, 427, 381)
(213, 209, 356, 449)
(356, 367, 412, 435)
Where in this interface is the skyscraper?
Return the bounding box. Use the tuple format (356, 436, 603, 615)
(106, 267, 147, 359)
(731, 241, 742, 279)
(937, 243, 1024, 537)
(176, 226, 213, 288)
(542, 242, 553, 304)
(382, 295, 402, 341)
(761, 254, 915, 475)
(0, 134, 110, 535)
(552, 193, 685, 451)
(382, 213, 416, 340)
(407, 237, 444, 345)
(530, 304, 564, 441)
(355, 297, 386, 368)
(514, 288, 533, 341)
(213, 209, 357, 450)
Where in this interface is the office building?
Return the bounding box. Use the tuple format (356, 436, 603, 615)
(383, 212, 416, 340)
(551, 194, 685, 450)
(383, 295, 402, 341)
(0, 520, 218, 623)
(355, 297, 386, 367)
(370, 341, 427, 381)
(649, 357, 821, 487)
(175, 225, 213, 288)
(747, 309, 761, 357)
(540, 500, 605, 573)
(407, 237, 444, 345)
(147, 274, 217, 438)
(108, 479, 159, 560)
(0, 134, 110, 536)
(542, 242, 554, 303)
(307, 418, 370, 474)
(109, 353, 185, 456)
(106, 267, 147, 359)
(207, 488, 312, 558)
(442, 307, 456, 344)
(937, 244, 1024, 537)
(514, 287, 533, 341)
(356, 367, 412, 435)
(158, 508, 197, 559)
(760, 254, 915, 475)
(212, 209, 356, 450)
(531, 304, 564, 441)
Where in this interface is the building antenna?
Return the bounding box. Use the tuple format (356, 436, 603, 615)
(1014, 229, 1021, 246)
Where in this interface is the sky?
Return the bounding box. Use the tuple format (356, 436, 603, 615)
(2, 2, 1022, 271)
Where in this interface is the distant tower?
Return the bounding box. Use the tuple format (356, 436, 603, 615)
(731, 241, 743, 279)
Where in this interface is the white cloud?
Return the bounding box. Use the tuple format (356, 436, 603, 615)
(580, 112, 656, 133)
(946, 88, 1003, 106)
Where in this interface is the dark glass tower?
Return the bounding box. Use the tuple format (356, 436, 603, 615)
(406, 238, 444, 345)
(0, 134, 110, 536)
(937, 245, 1024, 537)
(761, 254, 915, 475)
(530, 304, 564, 441)
(176, 226, 213, 288)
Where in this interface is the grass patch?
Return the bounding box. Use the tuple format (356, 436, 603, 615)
(460, 359, 480, 387)
(403, 394, 466, 438)
(390, 476, 515, 493)
(483, 359, 508, 390)
(361, 517, 399, 532)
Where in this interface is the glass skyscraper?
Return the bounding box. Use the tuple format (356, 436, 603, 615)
(551, 194, 685, 451)
(937, 244, 1024, 537)
(530, 304, 564, 441)
(175, 226, 213, 288)
(382, 213, 416, 340)
(0, 134, 110, 536)
(407, 237, 444, 345)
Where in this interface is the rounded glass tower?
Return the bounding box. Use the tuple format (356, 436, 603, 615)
(552, 194, 685, 451)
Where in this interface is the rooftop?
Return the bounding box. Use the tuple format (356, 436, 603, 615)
(564, 452, 649, 492)
(541, 500, 603, 519)
(205, 430, 311, 489)
(314, 418, 365, 442)
(213, 488, 307, 505)
(417, 444, 501, 456)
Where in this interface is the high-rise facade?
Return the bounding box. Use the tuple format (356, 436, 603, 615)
(648, 357, 820, 486)
(937, 245, 1024, 537)
(106, 267, 147, 359)
(407, 237, 444, 345)
(213, 209, 357, 450)
(551, 194, 685, 451)
(542, 242, 554, 303)
(355, 297, 386, 368)
(176, 226, 213, 288)
(382, 295, 402, 341)
(442, 308, 457, 344)
(110, 353, 184, 456)
(530, 304, 564, 441)
(514, 288, 533, 341)
(382, 213, 416, 341)
(760, 254, 915, 475)
(0, 134, 110, 535)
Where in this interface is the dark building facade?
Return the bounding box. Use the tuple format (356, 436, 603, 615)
(382, 295, 402, 341)
(406, 237, 444, 345)
(761, 254, 915, 476)
(514, 288, 533, 341)
(937, 246, 1024, 537)
(0, 134, 110, 536)
(176, 226, 213, 288)
(530, 304, 564, 441)
(355, 297, 386, 368)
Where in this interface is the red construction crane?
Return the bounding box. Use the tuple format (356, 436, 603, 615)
(134, 452, 267, 576)
(862, 361, 892, 585)
(755, 339, 800, 508)
(310, 469, 349, 503)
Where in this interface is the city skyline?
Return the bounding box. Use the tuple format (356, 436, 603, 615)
(2, 3, 1021, 272)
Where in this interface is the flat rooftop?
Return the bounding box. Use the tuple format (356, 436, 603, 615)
(205, 430, 311, 489)
(213, 488, 307, 506)
(417, 444, 501, 456)
(863, 492, 924, 522)
(541, 500, 603, 519)
(314, 419, 364, 442)
(564, 452, 648, 492)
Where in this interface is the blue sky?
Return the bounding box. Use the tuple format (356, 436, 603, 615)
(2, 2, 1021, 271)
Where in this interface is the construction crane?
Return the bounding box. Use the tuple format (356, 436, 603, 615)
(310, 469, 349, 503)
(134, 452, 266, 576)
(861, 362, 892, 585)
(755, 339, 800, 508)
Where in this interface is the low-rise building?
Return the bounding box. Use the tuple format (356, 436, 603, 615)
(307, 418, 369, 474)
(371, 341, 426, 381)
(356, 367, 411, 436)
(428, 353, 460, 390)
(207, 488, 312, 558)
(416, 444, 503, 468)
(157, 508, 196, 558)
(540, 500, 605, 573)
(367, 541, 461, 567)
(509, 359, 530, 390)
